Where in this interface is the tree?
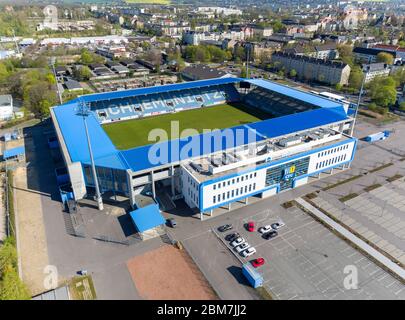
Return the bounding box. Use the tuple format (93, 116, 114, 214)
(348, 66, 364, 90)
(368, 76, 397, 107)
(79, 49, 104, 65)
(75, 66, 92, 81)
(240, 67, 247, 78)
(0, 265, 31, 300)
(0, 237, 30, 300)
(271, 20, 284, 33)
(80, 50, 93, 65)
(371, 85, 396, 107)
(376, 52, 394, 65)
(0, 62, 9, 85)
(399, 102, 405, 111)
(234, 46, 246, 62)
(337, 44, 354, 66)
(0, 238, 17, 273)
(289, 69, 297, 78)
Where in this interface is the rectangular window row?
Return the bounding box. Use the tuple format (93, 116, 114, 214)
(212, 183, 257, 204)
(187, 176, 198, 190)
(316, 153, 347, 170)
(318, 144, 349, 158)
(188, 188, 198, 205)
(213, 172, 257, 190)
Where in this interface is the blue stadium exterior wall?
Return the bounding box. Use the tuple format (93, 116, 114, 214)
(198, 138, 357, 212)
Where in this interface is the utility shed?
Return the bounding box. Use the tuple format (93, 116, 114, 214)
(129, 203, 166, 240)
(3, 146, 25, 161)
(242, 263, 263, 288)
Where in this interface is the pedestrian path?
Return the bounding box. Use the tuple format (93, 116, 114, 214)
(296, 198, 405, 281)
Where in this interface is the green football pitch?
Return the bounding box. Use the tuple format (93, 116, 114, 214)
(102, 103, 270, 150)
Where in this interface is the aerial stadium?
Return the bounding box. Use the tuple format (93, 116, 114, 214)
(51, 77, 357, 220)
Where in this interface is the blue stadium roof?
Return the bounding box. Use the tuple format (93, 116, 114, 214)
(52, 101, 127, 170)
(52, 78, 349, 173)
(129, 204, 165, 232)
(246, 79, 344, 110)
(74, 77, 243, 103)
(121, 107, 348, 172)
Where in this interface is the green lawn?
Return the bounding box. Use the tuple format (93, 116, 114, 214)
(103, 103, 267, 150)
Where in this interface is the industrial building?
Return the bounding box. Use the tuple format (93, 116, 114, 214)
(51, 78, 357, 220)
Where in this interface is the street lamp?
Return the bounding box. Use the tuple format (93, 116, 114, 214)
(50, 57, 63, 105)
(76, 99, 103, 211)
(350, 65, 370, 136)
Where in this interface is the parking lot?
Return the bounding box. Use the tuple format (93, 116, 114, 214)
(209, 202, 404, 300)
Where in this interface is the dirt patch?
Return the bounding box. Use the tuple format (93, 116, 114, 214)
(13, 166, 49, 295)
(126, 245, 217, 300)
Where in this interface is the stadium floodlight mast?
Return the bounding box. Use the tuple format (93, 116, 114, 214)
(76, 98, 104, 211)
(350, 65, 370, 136)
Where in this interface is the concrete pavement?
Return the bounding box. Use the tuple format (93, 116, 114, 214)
(296, 198, 405, 281)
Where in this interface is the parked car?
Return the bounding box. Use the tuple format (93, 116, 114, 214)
(251, 257, 265, 268)
(230, 237, 246, 248)
(271, 221, 285, 230)
(218, 224, 233, 232)
(225, 232, 240, 242)
(235, 242, 250, 253)
(258, 225, 272, 234)
(167, 218, 177, 228)
(241, 247, 256, 257)
(263, 230, 278, 239)
(246, 221, 255, 232)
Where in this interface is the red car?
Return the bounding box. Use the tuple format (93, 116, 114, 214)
(246, 221, 255, 232)
(251, 257, 265, 268)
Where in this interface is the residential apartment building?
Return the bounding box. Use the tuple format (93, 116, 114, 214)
(362, 63, 390, 83)
(272, 52, 351, 86)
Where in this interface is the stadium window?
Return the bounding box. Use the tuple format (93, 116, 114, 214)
(228, 181, 230, 186)
(250, 174, 253, 179)
(245, 186, 248, 193)
(240, 187, 243, 194)
(223, 182, 226, 187)
(254, 172, 257, 178)
(241, 176, 244, 181)
(232, 179, 235, 184)
(218, 194, 221, 201)
(249, 184, 252, 192)
(232, 190, 234, 197)
(227, 191, 230, 199)
(316, 163, 319, 170)
(253, 183, 256, 189)
(213, 196, 216, 204)
(237, 178, 240, 183)
(213, 185, 216, 190)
